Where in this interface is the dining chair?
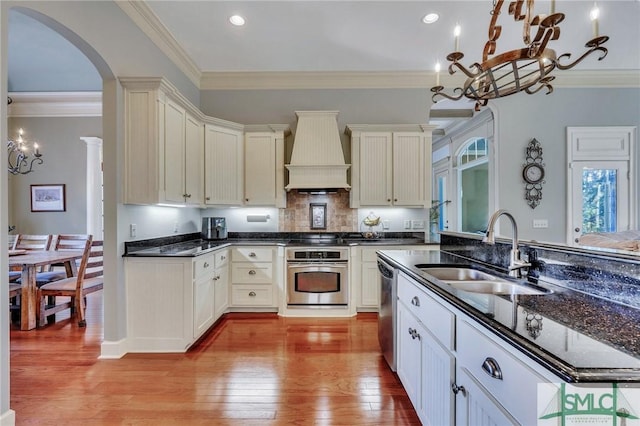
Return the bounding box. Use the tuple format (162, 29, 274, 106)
(38, 238, 103, 327)
(9, 234, 53, 282)
(34, 234, 93, 285)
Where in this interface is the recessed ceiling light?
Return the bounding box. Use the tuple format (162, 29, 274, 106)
(229, 15, 245, 26)
(422, 13, 439, 24)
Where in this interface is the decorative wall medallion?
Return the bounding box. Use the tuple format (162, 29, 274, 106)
(522, 138, 545, 209)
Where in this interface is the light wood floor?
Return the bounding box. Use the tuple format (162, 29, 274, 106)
(10, 293, 420, 425)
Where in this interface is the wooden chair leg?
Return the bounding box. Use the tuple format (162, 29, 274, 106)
(76, 295, 86, 327)
(46, 295, 57, 325)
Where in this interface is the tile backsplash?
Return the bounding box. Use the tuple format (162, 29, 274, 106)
(278, 190, 357, 232)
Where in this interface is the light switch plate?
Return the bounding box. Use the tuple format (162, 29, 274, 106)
(533, 219, 548, 228)
(382, 220, 390, 230)
(130, 224, 136, 238)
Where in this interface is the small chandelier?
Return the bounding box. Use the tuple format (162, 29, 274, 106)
(431, 0, 609, 111)
(7, 97, 44, 175)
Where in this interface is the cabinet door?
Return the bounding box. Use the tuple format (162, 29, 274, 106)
(214, 264, 229, 321)
(245, 132, 276, 206)
(422, 328, 455, 426)
(455, 367, 519, 426)
(392, 132, 426, 207)
(163, 99, 187, 204)
(194, 274, 215, 339)
(360, 261, 380, 308)
(204, 124, 244, 205)
(359, 132, 393, 206)
(184, 112, 204, 205)
(397, 302, 423, 414)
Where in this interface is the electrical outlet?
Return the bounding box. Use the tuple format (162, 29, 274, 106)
(130, 224, 136, 238)
(532, 219, 548, 229)
(412, 220, 425, 229)
(382, 220, 390, 230)
(403, 220, 411, 229)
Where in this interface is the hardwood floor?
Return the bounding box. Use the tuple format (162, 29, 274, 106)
(10, 294, 420, 425)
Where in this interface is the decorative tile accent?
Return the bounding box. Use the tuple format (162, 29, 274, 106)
(278, 190, 358, 232)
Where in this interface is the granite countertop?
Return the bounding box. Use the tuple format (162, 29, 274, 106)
(124, 232, 433, 257)
(378, 249, 640, 383)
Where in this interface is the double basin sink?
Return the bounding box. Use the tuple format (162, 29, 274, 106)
(416, 266, 551, 296)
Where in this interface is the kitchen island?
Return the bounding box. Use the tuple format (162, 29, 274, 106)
(378, 232, 640, 425)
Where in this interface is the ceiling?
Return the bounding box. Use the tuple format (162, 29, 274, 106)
(6, 1, 640, 131)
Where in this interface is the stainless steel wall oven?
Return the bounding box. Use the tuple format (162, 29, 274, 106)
(286, 247, 349, 307)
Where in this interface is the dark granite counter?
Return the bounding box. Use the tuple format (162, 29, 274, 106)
(378, 245, 640, 383)
(124, 231, 432, 257)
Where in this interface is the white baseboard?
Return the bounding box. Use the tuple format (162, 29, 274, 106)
(0, 409, 16, 426)
(99, 338, 127, 359)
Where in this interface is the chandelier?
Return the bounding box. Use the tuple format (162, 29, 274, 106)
(431, 0, 609, 110)
(7, 97, 44, 175)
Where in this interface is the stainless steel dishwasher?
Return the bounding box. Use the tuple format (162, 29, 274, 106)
(377, 257, 397, 371)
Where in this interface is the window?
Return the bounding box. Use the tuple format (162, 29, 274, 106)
(457, 138, 489, 234)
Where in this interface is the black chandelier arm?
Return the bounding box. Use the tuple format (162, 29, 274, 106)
(556, 38, 609, 71)
(8, 156, 43, 175)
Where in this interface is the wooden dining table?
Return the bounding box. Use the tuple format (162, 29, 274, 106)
(9, 250, 84, 330)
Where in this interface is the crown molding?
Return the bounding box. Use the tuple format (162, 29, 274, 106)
(116, 1, 201, 88)
(7, 92, 102, 117)
(200, 69, 640, 91)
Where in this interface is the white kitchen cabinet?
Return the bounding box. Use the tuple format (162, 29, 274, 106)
(244, 126, 289, 207)
(121, 78, 205, 206)
(353, 245, 436, 311)
(230, 247, 277, 308)
(204, 123, 244, 206)
(193, 254, 216, 339)
(346, 125, 436, 208)
(213, 249, 229, 321)
(397, 272, 455, 425)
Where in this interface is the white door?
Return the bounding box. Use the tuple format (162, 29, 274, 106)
(566, 126, 636, 246)
(569, 161, 630, 245)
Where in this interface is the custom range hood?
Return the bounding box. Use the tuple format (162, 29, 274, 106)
(285, 111, 350, 191)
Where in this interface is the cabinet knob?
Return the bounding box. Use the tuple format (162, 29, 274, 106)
(451, 383, 466, 396)
(387, 199, 391, 202)
(205, 196, 211, 201)
(481, 357, 503, 380)
(394, 198, 398, 202)
(185, 193, 191, 198)
(249, 252, 257, 257)
(248, 270, 257, 275)
(203, 262, 210, 268)
(245, 198, 249, 202)
(249, 291, 257, 297)
(411, 296, 420, 307)
(221, 255, 226, 261)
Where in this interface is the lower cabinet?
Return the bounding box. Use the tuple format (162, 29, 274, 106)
(396, 271, 552, 426)
(213, 249, 229, 320)
(193, 254, 216, 339)
(397, 272, 455, 425)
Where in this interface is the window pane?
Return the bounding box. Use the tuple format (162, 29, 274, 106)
(582, 169, 617, 233)
(460, 162, 489, 234)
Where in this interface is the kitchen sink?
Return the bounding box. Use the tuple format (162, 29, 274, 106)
(416, 266, 551, 295)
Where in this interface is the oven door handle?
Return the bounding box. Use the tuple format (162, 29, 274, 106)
(287, 262, 348, 269)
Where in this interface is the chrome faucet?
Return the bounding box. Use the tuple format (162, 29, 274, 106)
(483, 209, 531, 278)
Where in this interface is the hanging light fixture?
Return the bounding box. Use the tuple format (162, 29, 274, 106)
(431, 0, 609, 111)
(7, 97, 44, 175)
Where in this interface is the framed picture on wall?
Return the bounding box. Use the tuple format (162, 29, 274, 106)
(31, 184, 66, 212)
(310, 203, 327, 230)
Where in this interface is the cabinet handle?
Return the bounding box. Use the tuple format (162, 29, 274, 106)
(394, 198, 398, 202)
(249, 291, 257, 297)
(249, 252, 257, 258)
(451, 383, 466, 396)
(205, 196, 211, 201)
(221, 255, 226, 261)
(248, 270, 257, 275)
(203, 262, 210, 268)
(387, 198, 391, 202)
(481, 357, 503, 380)
(245, 198, 249, 202)
(408, 327, 421, 341)
(411, 296, 420, 307)
(185, 193, 191, 198)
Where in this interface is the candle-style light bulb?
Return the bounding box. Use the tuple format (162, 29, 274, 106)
(34, 142, 40, 156)
(590, 4, 600, 38)
(435, 62, 441, 86)
(453, 24, 461, 52)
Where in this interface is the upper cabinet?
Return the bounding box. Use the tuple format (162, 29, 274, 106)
(122, 78, 205, 206)
(204, 123, 244, 206)
(347, 125, 436, 208)
(244, 126, 289, 208)
(121, 77, 289, 207)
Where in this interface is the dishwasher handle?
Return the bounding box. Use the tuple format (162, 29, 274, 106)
(377, 261, 395, 279)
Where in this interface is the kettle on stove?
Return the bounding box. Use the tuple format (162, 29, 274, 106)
(201, 217, 227, 240)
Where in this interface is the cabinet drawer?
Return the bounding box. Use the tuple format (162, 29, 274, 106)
(193, 254, 215, 280)
(457, 319, 548, 424)
(214, 249, 229, 268)
(232, 263, 273, 284)
(398, 273, 454, 350)
(232, 247, 273, 262)
(231, 285, 274, 306)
